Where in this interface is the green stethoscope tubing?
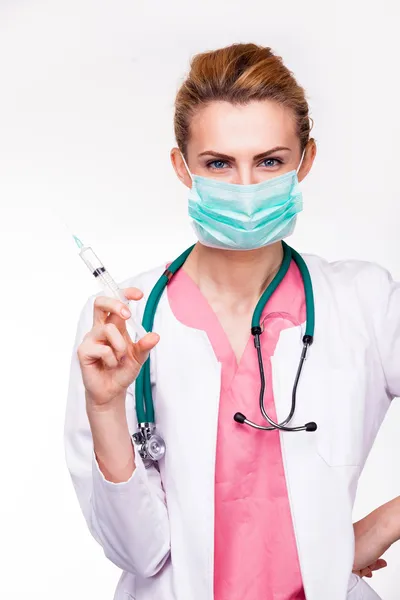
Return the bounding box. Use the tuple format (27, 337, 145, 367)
(134, 241, 315, 425)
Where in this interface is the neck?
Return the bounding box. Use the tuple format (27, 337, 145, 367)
(183, 242, 284, 305)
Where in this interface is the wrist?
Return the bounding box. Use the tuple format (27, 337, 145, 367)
(86, 399, 135, 483)
(85, 390, 126, 414)
(86, 394, 129, 440)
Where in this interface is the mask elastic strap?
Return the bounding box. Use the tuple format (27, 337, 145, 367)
(180, 151, 194, 183)
(296, 147, 307, 175)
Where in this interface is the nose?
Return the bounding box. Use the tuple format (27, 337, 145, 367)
(233, 166, 256, 186)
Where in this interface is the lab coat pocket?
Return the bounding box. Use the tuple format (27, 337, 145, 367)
(312, 366, 365, 467)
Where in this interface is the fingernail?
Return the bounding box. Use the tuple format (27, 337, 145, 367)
(121, 307, 131, 318)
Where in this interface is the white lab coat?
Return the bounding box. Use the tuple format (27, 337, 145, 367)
(64, 251, 400, 600)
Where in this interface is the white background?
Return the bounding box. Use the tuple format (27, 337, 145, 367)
(0, 0, 399, 598)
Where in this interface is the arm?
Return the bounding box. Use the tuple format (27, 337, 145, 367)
(353, 497, 400, 571)
(87, 397, 136, 483)
(382, 497, 400, 544)
(353, 265, 400, 572)
(64, 292, 170, 577)
(372, 265, 400, 399)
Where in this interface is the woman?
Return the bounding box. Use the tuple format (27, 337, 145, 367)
(64, 43, 400, 600)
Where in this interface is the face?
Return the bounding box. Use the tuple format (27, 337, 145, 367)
(171, 100, 316, 187)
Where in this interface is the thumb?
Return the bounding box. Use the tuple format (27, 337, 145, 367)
(133, 332, 160, 365)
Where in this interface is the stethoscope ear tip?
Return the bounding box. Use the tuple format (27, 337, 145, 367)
(233, 412, 246, 424)
(305, 422, 317, 432)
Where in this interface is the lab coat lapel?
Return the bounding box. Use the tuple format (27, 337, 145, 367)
(153, 290, 221, 600)
(270, 259, 359, 600)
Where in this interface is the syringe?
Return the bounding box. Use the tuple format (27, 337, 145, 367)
(73, 236, 147, 340)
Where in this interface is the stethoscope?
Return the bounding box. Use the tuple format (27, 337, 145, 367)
(132, 241, 317, 466)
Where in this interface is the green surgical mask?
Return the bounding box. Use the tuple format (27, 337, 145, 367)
(181, 152, 305, 251)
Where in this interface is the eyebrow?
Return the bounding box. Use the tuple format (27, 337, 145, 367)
(198, 147, 292, 161)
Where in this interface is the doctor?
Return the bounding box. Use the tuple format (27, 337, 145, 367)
(65, 43, 400, 600)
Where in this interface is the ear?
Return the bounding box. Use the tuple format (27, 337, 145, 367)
(170, 147, 192, 189)
(297, 138, 317, 183)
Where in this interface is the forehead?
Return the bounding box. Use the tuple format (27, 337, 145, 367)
(188, 100, 298, 155)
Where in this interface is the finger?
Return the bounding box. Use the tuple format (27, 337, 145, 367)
(93, 296, 132, 326)
(120, 287, 144, 301)
(369, 559, 387, 571)
(92, 288, 143, 326)
(361, 568, 372, 578)
(107, 311, 131, 336)
(85, 323, 127, 360)
(132, 332, 160, 365)
(78, 341, 118, 369)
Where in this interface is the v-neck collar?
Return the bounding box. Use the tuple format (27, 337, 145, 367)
(166, 260, 306, 391)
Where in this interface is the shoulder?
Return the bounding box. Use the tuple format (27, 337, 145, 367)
(301, 252, 394, 289)
(300, 252, 398, 313)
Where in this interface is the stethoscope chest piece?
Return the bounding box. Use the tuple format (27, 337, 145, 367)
(132, 423, 166, 467)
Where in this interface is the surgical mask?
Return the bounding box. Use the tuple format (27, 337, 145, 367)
(181, 150, 305, 251)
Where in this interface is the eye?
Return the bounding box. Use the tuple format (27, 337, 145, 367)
(206, 160, 229, 170)
(260, 157, 283, 168)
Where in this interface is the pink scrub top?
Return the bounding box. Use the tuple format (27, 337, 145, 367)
(167, 260, 306, 600)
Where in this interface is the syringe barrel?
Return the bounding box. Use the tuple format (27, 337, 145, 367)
(98, 269, 120, 295)
(80, 247, 109, 278)
(79, 247, 120, 293)
(79, 246, 147, 339)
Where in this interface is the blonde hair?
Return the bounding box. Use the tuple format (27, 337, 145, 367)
(174, 43, 313, 157)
